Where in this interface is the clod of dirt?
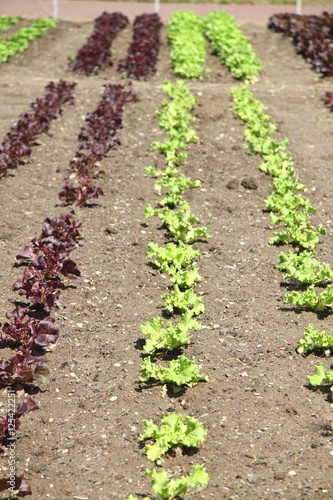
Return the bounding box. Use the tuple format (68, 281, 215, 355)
(226, 178, 239, 190)
(241, 176, 258, 190)
(274, 472, 286, 480)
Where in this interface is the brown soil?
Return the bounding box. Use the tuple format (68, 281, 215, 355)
(0, 18, 333, 500)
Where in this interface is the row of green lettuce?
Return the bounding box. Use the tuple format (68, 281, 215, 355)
(0, 18, 57, 64)
(128, 81, 211, 499)
(125, 13, 266, 498)
(167, 10, 262, 83)
(0, 16, 22, 34)
(230, 85, 333, 391)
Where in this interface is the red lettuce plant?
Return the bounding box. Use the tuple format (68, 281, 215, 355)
(268, 12, 333, 77)
(0, 474, 32, 497)
(59, 82, 138, 206)
(69, 12, 128, 75)
(11, 214, 83, 312)
(1, 308, 59, 348)
(0, 397, 39, 451)
(0, 80, 76, 176)
(118, 13, 162, 79)
(0, 348, 48, 387)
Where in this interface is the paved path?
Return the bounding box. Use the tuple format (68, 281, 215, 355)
(0, 0, 333, 22)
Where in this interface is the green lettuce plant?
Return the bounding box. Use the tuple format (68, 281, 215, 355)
(265, 192, 315, 214)
(141, 312, 201, 354)
(140, 355, 208, 388)
(147, 242, 202, 289)
(298, 324, 333, 355)
(127, 465, 209, 500)
(269, 225, 326, 250)
(260, 151, 295, 177)
(147, 241, 201, 273)
(145, 201, 211, 243)
(284, 284, 333, 312)
(308, 364, 333, 387)
(278, 249, 333, 285)
(139, 412, 207, 462)
(162, 284, 205, 316)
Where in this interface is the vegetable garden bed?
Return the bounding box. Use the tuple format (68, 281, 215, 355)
(0, 13, 333, 499)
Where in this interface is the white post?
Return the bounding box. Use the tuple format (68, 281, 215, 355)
(296, 0, 302, 15)
(155, 0, 160, 14)
(53, 0, 58, 19)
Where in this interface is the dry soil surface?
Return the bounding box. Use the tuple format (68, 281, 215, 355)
(0, 15, 333, 500)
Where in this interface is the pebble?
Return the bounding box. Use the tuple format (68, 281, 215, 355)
(110, 396, 118, 402)
(247, 475, 256, 484)
(288, 470, 297, 477)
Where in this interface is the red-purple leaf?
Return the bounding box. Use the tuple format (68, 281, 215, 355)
(0, 474, 32, 496)
(0, 348, 47, 387)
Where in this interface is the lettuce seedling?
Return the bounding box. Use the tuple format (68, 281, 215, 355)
(270, 204, 316, 228)
(145, 165, 178, 178)
(245, 128, 288, 156)
(162, 285, 205, 315)
(297, 324, 333, 355)
(260, 151, 295, 177)
(0, 348, 49, 387)
(141, 312, 201, 354)
(284, 284, 333, 312)
(140, 355, 208, 388)
(59, 181, 105, 207)
(147, 242, 202, 288)
(147, 241, 201, 273)
(307, 364, 333, 387)
(278, 249, 333, 285)
(145, 202, 211, 243)
(169, 266, 203, 289)
(269, 224, 326, 249)
(1, 308, 59, 348)
(127, 464, 209, 500)
(139, 412, 207, 462)
(145, 166, 200, 206)
(154, 175, 201, 207)
(271, 175, 304, 195)
(265, 192, 315, 214)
